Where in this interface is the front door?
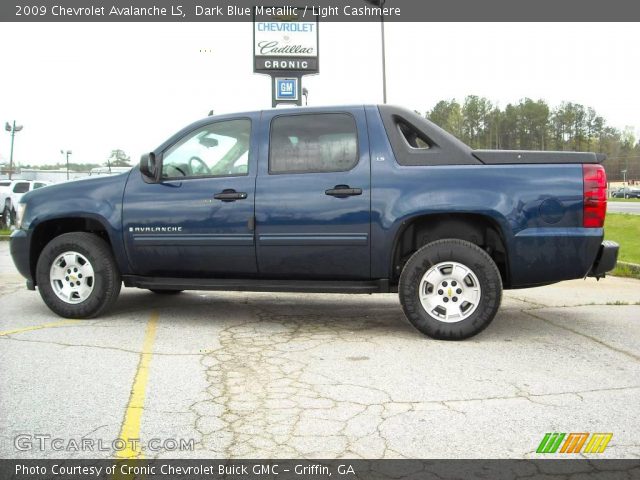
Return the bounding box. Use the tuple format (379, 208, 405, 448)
(255, 109, 371, 279)
(123, 117, 257, 277)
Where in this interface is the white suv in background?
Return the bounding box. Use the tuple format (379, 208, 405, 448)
(0, 179, 51, 228)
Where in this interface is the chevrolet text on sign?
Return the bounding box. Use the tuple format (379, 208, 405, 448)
(253, 6, 319, 73)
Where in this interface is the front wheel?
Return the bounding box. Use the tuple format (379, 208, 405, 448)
(36, 232, 121, 318)
(399, 239, 502, 340)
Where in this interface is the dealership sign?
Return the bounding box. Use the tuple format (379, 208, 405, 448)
(253, 7, 319, 73)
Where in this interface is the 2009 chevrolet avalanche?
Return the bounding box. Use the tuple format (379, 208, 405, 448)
(10, 105, 618, 339)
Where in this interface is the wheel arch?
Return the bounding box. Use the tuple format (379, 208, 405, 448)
(390, 212, 511, 287)
(29, 215, 117, 286)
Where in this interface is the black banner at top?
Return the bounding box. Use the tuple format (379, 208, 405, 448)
(3, 0, 640, 22)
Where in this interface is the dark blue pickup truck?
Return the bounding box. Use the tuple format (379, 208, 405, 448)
(10, 105, 618, 339)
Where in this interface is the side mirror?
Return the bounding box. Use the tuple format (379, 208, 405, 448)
(140, 152, 158, 182)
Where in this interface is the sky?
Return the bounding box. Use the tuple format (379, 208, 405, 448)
(0, 22, 639, 166)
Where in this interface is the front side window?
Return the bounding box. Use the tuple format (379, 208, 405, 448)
(162, 119, 251, 179)
(269, 113, 358, 174)
(34, 182, 47, 189)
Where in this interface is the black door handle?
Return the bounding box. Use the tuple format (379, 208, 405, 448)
(214, 189, 247, 202)
(325, 185, 362, 198)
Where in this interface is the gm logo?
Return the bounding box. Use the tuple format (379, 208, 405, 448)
(275, 77, 298, 101)
(536, 432, 612, 454)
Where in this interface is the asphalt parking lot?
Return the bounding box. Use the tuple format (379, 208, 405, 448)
(0, 241, 639, 460)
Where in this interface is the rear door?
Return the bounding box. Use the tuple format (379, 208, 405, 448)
(255, 108, 371, 279)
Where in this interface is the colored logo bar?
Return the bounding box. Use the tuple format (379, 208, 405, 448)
(537, 433, 612, 454)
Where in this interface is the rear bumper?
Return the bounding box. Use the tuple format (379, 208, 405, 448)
(588, 240, 619, 278)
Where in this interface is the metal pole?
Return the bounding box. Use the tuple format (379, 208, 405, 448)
(8, 121, 16, 180)
(66, 152, 70, 180)
(380, 12, 387, 104)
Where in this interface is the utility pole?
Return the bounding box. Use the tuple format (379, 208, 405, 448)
(5, 121, 24, 180)
(365, 0, 388, 103)
(381, 11, 387, 104)
(61, 150, 72, 180)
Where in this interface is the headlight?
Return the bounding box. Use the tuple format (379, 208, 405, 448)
(15, 202, 27, 230)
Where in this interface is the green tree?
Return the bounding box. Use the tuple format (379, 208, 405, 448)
(519, 98, 549, 150)
(500, 103, 520, 149)
(428, 99, 463, 139)
(424, 97, 640, 182)
(106, 149, 131, 167)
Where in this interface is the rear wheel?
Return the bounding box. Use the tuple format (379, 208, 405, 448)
(399, 239, 502, 340)
(36, 232, 121, 318)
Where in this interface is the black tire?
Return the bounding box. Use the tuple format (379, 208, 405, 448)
(149, 289, 183, 295)
(36, 232, 121, 318)
(2, 207, 11, 229)
(399, 239, 502, 340)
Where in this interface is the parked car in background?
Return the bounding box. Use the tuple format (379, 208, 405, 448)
(611, 187, 640, 199)
(0, 179, 51, 228)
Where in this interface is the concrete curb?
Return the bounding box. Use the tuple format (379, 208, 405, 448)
(617, 261, 640, 274)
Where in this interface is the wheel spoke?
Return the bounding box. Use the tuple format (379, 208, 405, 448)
(451, 263, 468, 282)
(59, 284, 72, 301)
(61, 253, 76, 268)
(460, 287, 480, 305)
(444, 304, 464, 322)
(50, 264, 67, 282)
(423, 268, 445, 286)
(76, 282, 93, 300)
(79, 262, 94, 278)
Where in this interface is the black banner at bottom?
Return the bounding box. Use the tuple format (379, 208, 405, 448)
(2, 459, 640, 480)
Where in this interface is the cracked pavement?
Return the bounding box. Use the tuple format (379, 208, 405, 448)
(0, 242, 639, 459)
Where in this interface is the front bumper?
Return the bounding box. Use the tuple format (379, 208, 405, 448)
(588, 240, 619, 278)
(9, 229, 35, 290)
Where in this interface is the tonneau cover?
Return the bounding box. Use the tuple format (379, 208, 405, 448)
(472, 150, 605, 165)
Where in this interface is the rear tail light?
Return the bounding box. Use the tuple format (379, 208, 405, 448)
(583, 164, 607, 228)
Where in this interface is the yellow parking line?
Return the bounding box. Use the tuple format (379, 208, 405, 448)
(115, 311, 159, 459)
(0, 319, 79, 336)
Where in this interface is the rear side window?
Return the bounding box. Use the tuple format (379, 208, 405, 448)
(397, 120, 431, 149)
(269, 113, 358, 174)
(12, 182, 29, 193)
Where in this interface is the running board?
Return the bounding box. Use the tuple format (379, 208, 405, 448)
(122, 276, 392, 294)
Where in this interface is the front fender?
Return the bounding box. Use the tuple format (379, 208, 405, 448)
(21, 173, 131, 277)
